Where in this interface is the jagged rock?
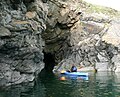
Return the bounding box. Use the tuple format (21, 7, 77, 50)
(1, 0, 120, 87)
(47, 0, 120, 73)
(0, 0, 47, 86)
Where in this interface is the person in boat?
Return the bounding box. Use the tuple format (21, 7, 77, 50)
(71, 64, 77, 72)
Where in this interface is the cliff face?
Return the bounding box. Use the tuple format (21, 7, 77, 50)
(43, 0, 120, 72)
(0, 0, 48, 86)
(0, 0, 120, 86)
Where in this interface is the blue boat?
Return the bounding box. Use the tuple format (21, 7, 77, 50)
(60, 71, 89, 80)
(61, 71, 89, 77)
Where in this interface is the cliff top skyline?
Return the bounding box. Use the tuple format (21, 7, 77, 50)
(83, 0, 120, 11)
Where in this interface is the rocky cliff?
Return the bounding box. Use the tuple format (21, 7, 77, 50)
(0, 0, 48, 86)
(43, 0, 120, 72)
(0, 0, 120, 86)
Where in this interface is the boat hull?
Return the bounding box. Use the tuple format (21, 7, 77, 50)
(61, 72, 88, 77)
(60, 72, 89, 80)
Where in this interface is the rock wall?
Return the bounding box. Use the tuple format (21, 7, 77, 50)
(0, 0, 120, 87)
(0, 0, 48, 86)
(42, 0, 120, 72)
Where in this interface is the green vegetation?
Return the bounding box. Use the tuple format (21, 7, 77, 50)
(79, 0, 120, 17)
(86, 4, 120, 16)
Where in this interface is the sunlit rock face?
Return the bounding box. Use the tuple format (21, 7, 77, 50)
(43, 0, 120, 72)
(0, 0, 48, 86)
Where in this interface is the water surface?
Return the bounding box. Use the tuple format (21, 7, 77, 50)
(0, 71, 120, 97)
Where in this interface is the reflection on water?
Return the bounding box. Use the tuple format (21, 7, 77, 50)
(0, 71, 120, 97)
(59, 73, 89, 81)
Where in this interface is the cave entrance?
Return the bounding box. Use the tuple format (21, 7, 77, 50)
(43, 51, 55, 72)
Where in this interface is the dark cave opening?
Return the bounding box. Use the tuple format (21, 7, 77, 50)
(43, 51, 55, 72)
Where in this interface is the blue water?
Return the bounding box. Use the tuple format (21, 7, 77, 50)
(0, 71, 120, 97)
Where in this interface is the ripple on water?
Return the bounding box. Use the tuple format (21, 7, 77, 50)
(0, 72, 120, 97)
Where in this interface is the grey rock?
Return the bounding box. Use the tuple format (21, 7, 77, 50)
(97, 52, 109, 62)
(0, 27, 11, 37)
(0, 0, 47, 87)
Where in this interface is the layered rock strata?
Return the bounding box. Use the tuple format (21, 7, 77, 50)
(0, 0, 48, 86)
(43, 0, 120, 72)
(1, 0, 120, 87)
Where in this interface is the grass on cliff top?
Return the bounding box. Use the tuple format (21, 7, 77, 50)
(79, 0, 120, 17)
